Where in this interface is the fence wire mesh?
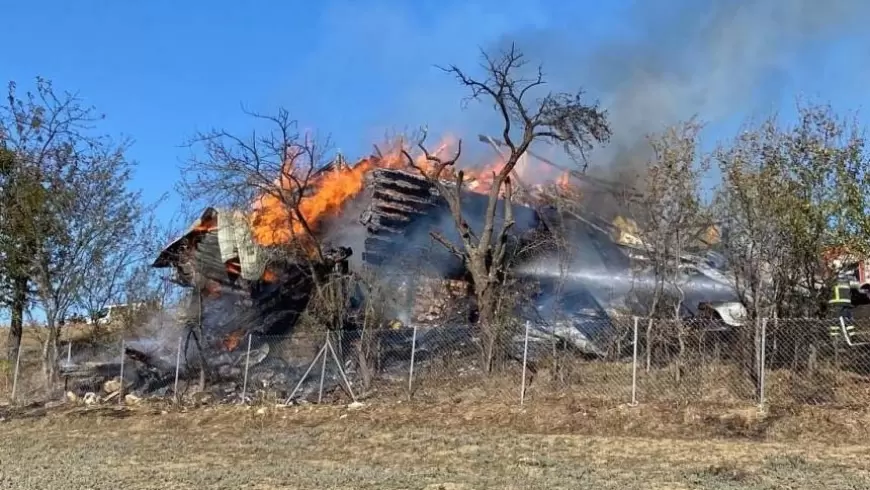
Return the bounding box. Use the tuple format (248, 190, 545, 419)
(5, 316, 870, 409)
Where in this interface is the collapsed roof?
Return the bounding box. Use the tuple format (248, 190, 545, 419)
(152, 156, 746, 338)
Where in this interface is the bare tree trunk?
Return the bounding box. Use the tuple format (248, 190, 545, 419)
(6, 275, 27, 363)
(476, 285, 502, 373)
(41, 319, 61, 388)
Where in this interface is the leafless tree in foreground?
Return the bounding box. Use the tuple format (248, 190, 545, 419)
(180, 108, 367, 366)
(625, 119, 711, 379)
(179, 109, 343, 386)
(403, 44, 611, 371)
(74, 212, 172, 334)
(179, 108, 331, 258)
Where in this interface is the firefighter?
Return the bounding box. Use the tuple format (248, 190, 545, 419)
(828, 281, 855, 341)
(829, 281, 853, 310)
(829, 281, 854, 318)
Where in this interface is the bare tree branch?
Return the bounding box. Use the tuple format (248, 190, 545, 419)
(415, 44, 611, 370)
(0, 77, 152, 380)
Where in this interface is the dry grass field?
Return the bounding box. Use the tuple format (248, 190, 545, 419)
(2, 394, 870, 489)
(3, 324, 870, 488)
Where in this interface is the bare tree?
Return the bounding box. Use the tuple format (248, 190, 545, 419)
(179, 108, 333, 260)
(178, 108, 366, 342)
(626, 119, 711, 378)
(74, 210, 168, 330)
(403, 44, 610, 371)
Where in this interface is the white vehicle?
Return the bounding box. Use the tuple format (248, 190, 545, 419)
(85, 302, 148, 326)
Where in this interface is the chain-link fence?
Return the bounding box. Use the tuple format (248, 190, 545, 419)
(5, 316, 870, 409)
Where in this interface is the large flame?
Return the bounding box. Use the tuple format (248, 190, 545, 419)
(248, 136, 560, 247)
(250, 138, 462, 246)
(251, 156, 382, 246)
(465, 158, 506, 194)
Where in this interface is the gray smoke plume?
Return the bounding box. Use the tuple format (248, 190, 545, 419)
(124, 307, 188, 372)
(502, 0, 870, 187)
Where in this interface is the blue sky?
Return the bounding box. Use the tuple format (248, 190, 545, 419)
(3, 0, 870, 228)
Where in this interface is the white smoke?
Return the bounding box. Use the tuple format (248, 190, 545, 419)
(124, 306, 188, 372)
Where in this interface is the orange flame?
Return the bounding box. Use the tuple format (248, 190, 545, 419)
(251, 157, 382, 246)
(184, 135, 577, 254)
(556, 172, 570, 190)
(262, 268, 278, 282)
(249, 137, 461, 247)
(222, 329, 245, 351)
(246, 136, 573, 248)
(465, 158, 506, 195)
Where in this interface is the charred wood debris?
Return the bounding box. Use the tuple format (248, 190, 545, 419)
(60, 158, 744, 403)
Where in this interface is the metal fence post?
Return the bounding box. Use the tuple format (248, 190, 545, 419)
(408, 324, 418, 400)
(631, 316, 639, 406)
(285, 341, 327, 404)
(118, 339, 125, 405)
(325, 334, 357, 403)
(173, 335, 183, 403)
(64, 341, 72, 398)
(241, 333, 253, 404)
(10, 343, 22, 405)
(759, 317, 767, 408)
(317, 332, 329, 404)
(520, 320, 530, 406)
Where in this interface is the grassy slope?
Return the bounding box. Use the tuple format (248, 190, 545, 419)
(0, 403, 868, 489)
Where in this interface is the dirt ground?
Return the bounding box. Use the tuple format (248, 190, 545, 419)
(1, 398, 870, 490)
(3, 325, 870, 488)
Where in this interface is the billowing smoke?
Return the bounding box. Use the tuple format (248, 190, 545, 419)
(497, 0, 870, 189)
(287, 0, 870, 328)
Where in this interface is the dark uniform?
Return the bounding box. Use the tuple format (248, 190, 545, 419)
(829, 282, 855, 341)
(830, 282, 853, 317)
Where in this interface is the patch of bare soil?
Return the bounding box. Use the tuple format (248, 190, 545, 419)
(1, 398, 869, 489)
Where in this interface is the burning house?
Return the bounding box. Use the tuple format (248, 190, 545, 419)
(60, 147, 748, 401)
